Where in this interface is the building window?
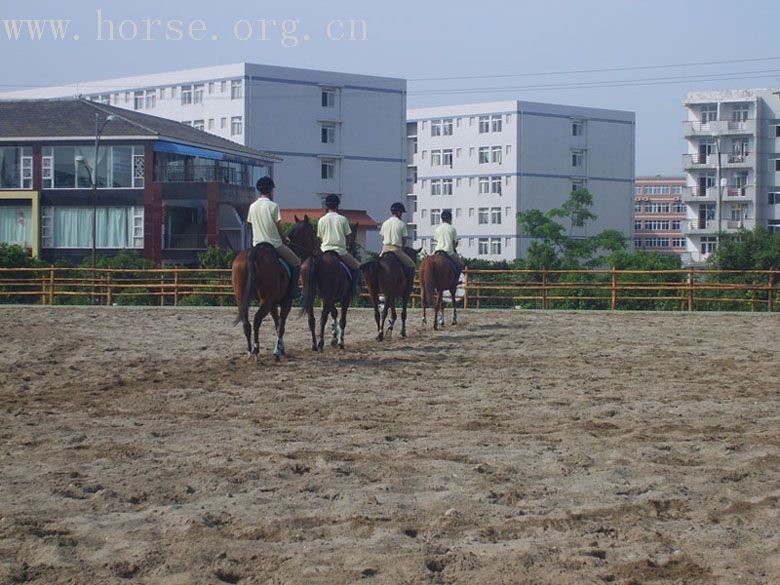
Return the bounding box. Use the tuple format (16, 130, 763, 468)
(468, 208, 475, 218)
(672, 238, 686, 248)
(133, 91, 144, 110)
(181, 86, 192, 105)
(479, 147, 490, 164)
(40, 206, 144, 249)
(491, 115, 502, 133)
(572, 120, 585, 136)
(322, 89, 335, 107)
(44, 145, 144, 189)
(700, 236, 717, 255)
(479, 177, 490, 194)
(490, 238, 501, 255)
(207, 82, 214, 95)
(769, 221, 780, 233)
(478, 208, 489, 224)
(231, 117, 243, 136)
(442, 149, 453, 167)
(430, 209, 441, 226)
(0, 147, 33, 189)
(478, 238, 489, 255)
(145, 90, 156, 109)
(431, 150, 442, 166)
(231, 79, 243, 100)
(479, 116, 490, 134)
(193, 84, 204, 104)
(455, 208, 461, 217)
(634, 220, 642, 230)
(572, 149, 585, 168)
(634, 238, 642, 248)
(321, 160, 335, 180)
(442, 118, 453, 135)
(491, 146, 502, 164)
(442, 179, 453, 195)
(506, 145, 512, 156)
(208, 119, 215, 131)
(671, 220, 681, 230)
(219, 117, 227, 130)
(769, 192, 780, 205)
(673, 202, 686, 213)
(491, 176, 502, 194)
(431, 179, 442, 196)
(490, 207, 502, 224)
(700, 105, 717, 123)
(634, 203, 642, 213)
(431, 120, 442, 137)
(193, 119, 205, 131)
(321, 124, 335, 144)
(775, 160, 780, 172)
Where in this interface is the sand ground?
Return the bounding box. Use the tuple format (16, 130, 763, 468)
(0, 307, 778, 585)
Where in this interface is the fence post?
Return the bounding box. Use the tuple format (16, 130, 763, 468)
(476, 273, 481, 309)
(160, 274, 165, 307)
(49, 265, 55, 305)
(768, 270, 775, 313)
(687, 269, 694, 312)
(463, 269, 469, 310)
(40, 274, 46, 305)
(751, 289, 757, 313)
(174, 269, 179, 306)
(610, 267, 617, 310)
(542, 269, 549, 310)
(106, 270, 113, 306)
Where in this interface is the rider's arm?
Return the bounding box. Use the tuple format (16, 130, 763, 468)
(276, 220, 288, 243)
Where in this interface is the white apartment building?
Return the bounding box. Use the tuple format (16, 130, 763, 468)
(682, 88, 780, 265)
(406, 101, 635, 261)
(0, 63, 407, 250)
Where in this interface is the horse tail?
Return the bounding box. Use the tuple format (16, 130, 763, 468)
(299, 255, 319, 316)
(422, 260, 436, 307)
(233, 247, 256, 326)
(360, 260, 379, 294)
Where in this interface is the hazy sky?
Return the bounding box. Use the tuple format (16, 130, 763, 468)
(2, 0, 779, 175)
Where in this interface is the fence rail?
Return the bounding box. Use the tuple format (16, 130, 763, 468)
(0, 267, 776, 312)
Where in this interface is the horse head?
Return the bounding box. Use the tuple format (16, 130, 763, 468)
(288, 215, 319, 259)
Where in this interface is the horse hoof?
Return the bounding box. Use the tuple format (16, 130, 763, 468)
(376, 334, 384, 342)
(311, 344, 318, 352)
(338, 343, 345, 350)
(331, 337, 338, 347)
(274, 355, 281, 363)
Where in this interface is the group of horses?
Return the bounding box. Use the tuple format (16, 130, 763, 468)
(231, 216, 460, 360)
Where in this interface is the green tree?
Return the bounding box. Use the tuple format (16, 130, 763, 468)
(707, 227, 780, 270)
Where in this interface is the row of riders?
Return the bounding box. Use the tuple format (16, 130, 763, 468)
(233, 177, 465, 360)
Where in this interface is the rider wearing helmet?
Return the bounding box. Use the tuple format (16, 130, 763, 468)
(246, 176, 302, 298)
(318, 194, 361, 293)
(434, 209, 465, 271)
(379, 202, 416, 294)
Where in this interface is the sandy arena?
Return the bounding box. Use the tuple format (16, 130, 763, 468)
(0, 307, 778, 585)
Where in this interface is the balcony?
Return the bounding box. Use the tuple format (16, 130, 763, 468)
(682, 153, 715, 169)
(682, 219, 717, 235)
(683, 151, 756, 170)
(722, 152, 755, 168)
(683, 119, 756, 137)
(681, 186, 717, 202)
(722, 185, 755, 201)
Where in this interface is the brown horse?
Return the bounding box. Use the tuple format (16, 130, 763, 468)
(420, 252, 461, 330)
(231, 216, 318, 360)
(360, 247, 420, 341)
(299, 225, 359, 351)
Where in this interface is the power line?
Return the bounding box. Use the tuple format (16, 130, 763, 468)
(408, 56, 780, 82)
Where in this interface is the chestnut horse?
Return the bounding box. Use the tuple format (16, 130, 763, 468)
(232, 216, 318, 360)
(299, 225, 359, 351)
(420, 252, 461, 330)
(360, 247, 420, 341)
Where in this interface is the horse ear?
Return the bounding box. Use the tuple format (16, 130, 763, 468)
(294, 214, 300, 223)
(304, 214, 310, 224)
(415, 247, 423, 254)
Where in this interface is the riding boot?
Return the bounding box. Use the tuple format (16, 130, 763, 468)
(290, 266, 301, 299)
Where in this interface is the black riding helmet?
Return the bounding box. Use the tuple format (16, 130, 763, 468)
(324, 194, 341, 209)
(441, 209, 453, 222)
(390, 202, 406, 214)
(256, 176, 275, 194)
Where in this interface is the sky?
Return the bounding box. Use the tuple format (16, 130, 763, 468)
(2, 0, 780, 175)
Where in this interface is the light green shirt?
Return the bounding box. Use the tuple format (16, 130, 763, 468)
(380, 216, 407, 248)
(247, 197, 282, 247)
(318, 212, 351, 255)
(434, 223, 458, 254)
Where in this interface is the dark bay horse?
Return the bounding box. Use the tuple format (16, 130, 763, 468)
(420, 252, 460, 330)
(361, 247, 420, 341)
(232, 216, 318, 360)
(299, 226, 358, 351)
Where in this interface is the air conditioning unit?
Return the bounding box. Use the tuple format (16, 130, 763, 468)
(642, 197, 649, 201)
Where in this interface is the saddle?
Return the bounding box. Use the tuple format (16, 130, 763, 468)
(322, 251, 353, 282)
(254, 243, 292, 280)
(434, 250, 461, 287)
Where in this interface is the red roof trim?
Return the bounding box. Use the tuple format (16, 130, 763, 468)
(280, 208, 380, 229)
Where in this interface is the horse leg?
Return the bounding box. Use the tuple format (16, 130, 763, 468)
(270, 305, 280, 334)
(437, 289, 445, 329)
(378, 298, 391, 341)
(401, 294, 408, 338)
(371, 293, 381, 334)
(252, 304, 270, 357)
(273, 301, 292, 362)
(330, 305, 339, 347)
(243, 315, 252, 356)
(337, 300, 349, 350)
(307, 304, 317, 351)
(317, 304, 329, 352)
(451, 286, 458, 324)
(422, 286, 428, 326)
(387, 300, 397, 338)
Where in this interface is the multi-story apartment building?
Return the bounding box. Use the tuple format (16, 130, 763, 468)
(633, 177, 687, 256)
(0, 63, 406, 250)
(0, 99, 276, 265)
(406, 100, 635, 261)
(682, 88, 780, 265)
